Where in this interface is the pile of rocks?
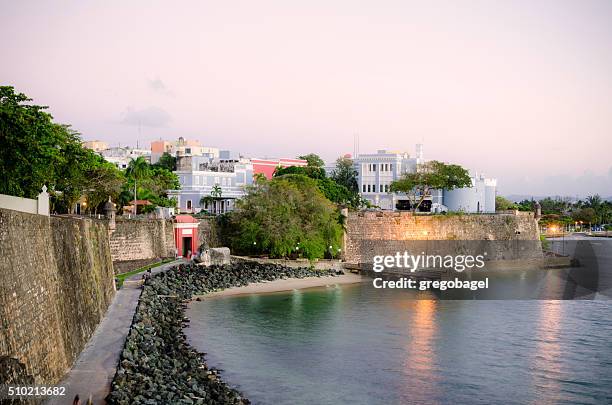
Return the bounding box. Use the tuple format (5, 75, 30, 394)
(107, 262, 338, 404)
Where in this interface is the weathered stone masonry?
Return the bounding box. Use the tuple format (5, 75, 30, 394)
(344, 211, 541, 264)
(0, 208, 115, 386)
(109, 218, 175, 274)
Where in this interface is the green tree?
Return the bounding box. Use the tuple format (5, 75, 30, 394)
(495, 196, 517, 211)
(572, 208, 596, 224)
(83, 157, 125, 214)
(517, 199, 535, 211)
(298, 153, 325, 168)
(126, 156, 151, 214)
(225, 176, 343, 259)
(153, 152, 177, 171)
(1, 87, 72, 198)
(211, 184, 222, 198)
(390, 160, 472, 212)
(274, 165, 326, 180)
(585, 194, 602, 209)
(331, 156, 358, 193)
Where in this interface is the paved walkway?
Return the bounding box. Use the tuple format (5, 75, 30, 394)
(45, 260, 182, 405)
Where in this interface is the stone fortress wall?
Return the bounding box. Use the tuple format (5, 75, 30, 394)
(0, 208, 115, 386)
(344, 211, 542, 264)
(109, 218, 175, 273)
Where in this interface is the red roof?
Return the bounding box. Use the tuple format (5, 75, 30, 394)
(174, 215, 198, 223)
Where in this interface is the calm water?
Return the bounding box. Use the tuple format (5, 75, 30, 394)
(186, 280, 612, 405)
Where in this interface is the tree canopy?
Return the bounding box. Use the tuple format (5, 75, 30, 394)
(298, 153, 325, 168)
(223, 175, 343, 259)
(495, 196, 517, 211)
(331, 156, 359, 193)
(153, 152, 177, 171)
(390, 160, 472, 212)
(273, 160, 364, 208)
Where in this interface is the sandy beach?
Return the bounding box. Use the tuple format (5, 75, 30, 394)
(197, 273, 364, 298)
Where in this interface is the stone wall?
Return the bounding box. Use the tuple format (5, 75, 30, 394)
(197, 217, 222, 249)
(109, 218, 175, 273)
(344, 211, 541, 264)
(0, 208, 115, 386)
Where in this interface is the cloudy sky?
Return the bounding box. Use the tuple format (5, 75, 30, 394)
(1, 0, 611, 197)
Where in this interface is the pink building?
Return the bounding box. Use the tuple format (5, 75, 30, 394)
(251, 158, 308, 179)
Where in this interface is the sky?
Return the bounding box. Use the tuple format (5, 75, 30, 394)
(1, 0, 611, 197)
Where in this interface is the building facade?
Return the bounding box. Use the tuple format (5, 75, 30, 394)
(168, 154, 254, 214)
(82, 140, 109, 152)
(99, 147, 151, 169)
(354, 145, 496, 213)
(151, 137, 219, 164)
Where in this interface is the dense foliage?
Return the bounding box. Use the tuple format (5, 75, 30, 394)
(152, 152, 177, 171)
(0, 86, 178, 214)
(331, 156, 359, 193)
(273, 154, 365, 208)
(222, 175, 343, 259)
(495, 196, 518, 211)
(297, 153, 325, 168)
(513, 195, 611, 228)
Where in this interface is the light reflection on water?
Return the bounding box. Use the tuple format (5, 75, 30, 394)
(185, 283, 612, 405)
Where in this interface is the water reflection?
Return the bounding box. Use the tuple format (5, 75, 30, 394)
(402, 299, 439, 404)
(186, 284, 612, 405)
(530, 300, 563, 405)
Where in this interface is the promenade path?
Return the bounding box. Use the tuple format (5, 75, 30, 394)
(45, 259, 183, 405)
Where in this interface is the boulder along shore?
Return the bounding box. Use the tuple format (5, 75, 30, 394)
(106, 262, 340, 405)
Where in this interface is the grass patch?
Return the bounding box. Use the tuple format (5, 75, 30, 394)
(116, 258, 176, 288)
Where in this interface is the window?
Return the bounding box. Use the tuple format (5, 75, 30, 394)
(373, 164, 377, 171)
(185, 148, 191, 154)
(363, 184, 366, 192)
(367, 184, 371, 192)
(187, 200, 192, 210)
(390, 164, 393, 171)
(380, 185, 384, 192)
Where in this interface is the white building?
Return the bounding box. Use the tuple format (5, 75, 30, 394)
(99, 147, 151, 169)
(443, 175, 497, 213)
(354, 144, 496, 213)
(168, 153, 253, 214)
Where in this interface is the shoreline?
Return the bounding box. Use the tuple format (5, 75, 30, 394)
(196, 273, 364, 298)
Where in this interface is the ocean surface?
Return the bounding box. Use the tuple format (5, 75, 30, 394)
(186, 280, 612, 404)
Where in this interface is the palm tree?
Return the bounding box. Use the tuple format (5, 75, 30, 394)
(126, 157, 150, 214)
(211, 184, 222, 198)
(200, 185, 223, 214)
(586, 194, 602, 209)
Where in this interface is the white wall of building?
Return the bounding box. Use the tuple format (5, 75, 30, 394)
(354, 144, 496, 213)
(169, 154, 253, 214)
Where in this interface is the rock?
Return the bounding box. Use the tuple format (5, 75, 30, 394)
(107, 261, 335, 404)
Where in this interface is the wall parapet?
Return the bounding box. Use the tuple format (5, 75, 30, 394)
(0, 187, 49, 216)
